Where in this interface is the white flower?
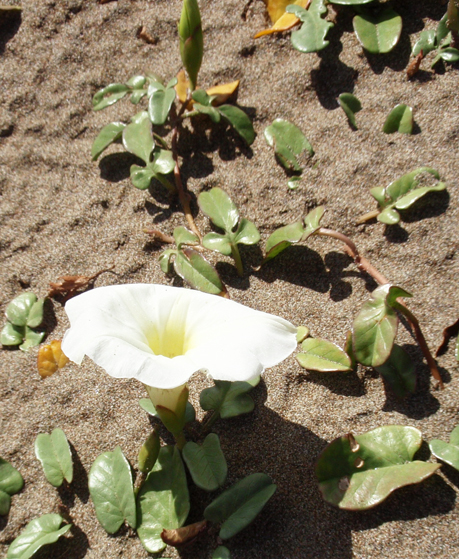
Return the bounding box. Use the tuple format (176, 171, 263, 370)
(61, 284, 297, 390)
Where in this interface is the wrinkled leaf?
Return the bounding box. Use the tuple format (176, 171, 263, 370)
(200, 379, 258, 418)
(138, 430, 161, 474)
(92, 83, 130, 111)
(338, 93, 361, 129)
(386, 167, 440, 202)
(37, 340, 69, 379)
(122, 116, 154, 164)
(89, 446, 136, 533)
(204, 473, 276, 539)
(412, 29, 436, 56)
(91, 122, 126, 161)
(264, 222, 305, 262)
(174, 248, 226, 296)
(173, 227, 199, 249)
(375, 344, 416, 398)
(353, 9, 402, 54)
(297, 338, 352, 372)
(137, 446, 190, 554)
(183, 434, 227, 491)
(264, 119, 313, 172)
(198, 187, 239, 232)
(218, 105, 255, 145)
(6, 514, 71, 559)
(148, 81, 177, 126)
(353, 284, 412, 367)
(316, 426, 440, 510)
(35, 429, 73, 487)
(429, 425, 459, 471)
(383, 104, 413, 134)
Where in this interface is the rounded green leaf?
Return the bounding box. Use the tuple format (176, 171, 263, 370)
(148, 85, 176, 126)
(287, 3, 334, 54)
(202, 233, 232, 256)
(383, 104, 413, 134)
(88, 446, 137, 534)
(0, 458, 24, 496)
(1, 322, 24, 346)
(137, 446, 190, 554)
(126, 75, 146, 89)
(430, 425, 459, 471)
(412, 29, 436, 56)
(303, 206, 325, 239)
(264, 222, 305, 262)
(439, 47, 459, 62)
(394, 182, 446, 211)
(122, 116, 154, 164)
(183, 434, 227, 491)
(138, 431, 161, 474)
(20, 328, 45, 352)
(92, 83, 129, 111)
(6, 293, 37, 327)
(6, 514, 71, 559)
(353, 9, 402, 54)
(316, 426, 440, 510)
(198, 187, 239, 232)
(213, 546, 231, 559)
(0, 490, 11, 516)
(375, 344, 416, 398)
(151, 148, 175, 175)
(296, 325, 310, 343)
(352, 284, 399, 367)
(130, 165, 154, 190)
(338, 93, 361, 129)
(194, 102, 221, 123)
(34, 429, 73, 488)
(91, 122, 126, 161)
(297, 338, 352, 372)
(377, 207, 400, 224)
(264, 119, 313, 172)
(174, 248, 225, 295)
(204, 473, 276, 540)
(217, 105, 255, 145)
(173, 226, 199, 249)
(26, 298, 45, 328)
(385, 167, 439, 202)
(234, 218, 260, 245)
(200, 380, 256, 419)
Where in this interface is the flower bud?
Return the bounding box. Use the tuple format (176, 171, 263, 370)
(178, 0, 203, 91)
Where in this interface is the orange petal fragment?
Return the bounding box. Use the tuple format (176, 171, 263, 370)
(37, 340, 69, 379)
(206, 80, 240, 106)
(255, 0, 310, 39)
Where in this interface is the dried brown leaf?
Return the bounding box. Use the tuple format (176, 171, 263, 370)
(436, 318, 459, 357)
(48, 267, 114, 299)
(137, 26, 157, 45)
(255, 0, 310, 38)
(37, 340, 69, 379)
(406, 51, 423, 80)
(161, 520, 208, 547)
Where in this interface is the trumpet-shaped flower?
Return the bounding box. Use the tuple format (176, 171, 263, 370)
(61, 284, 297, 390)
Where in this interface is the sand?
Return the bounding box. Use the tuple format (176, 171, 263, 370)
(1, 0, 459, 557)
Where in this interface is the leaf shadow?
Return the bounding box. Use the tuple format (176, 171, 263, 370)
(42, 297, 58, 337)
(296, 368, 366, 398)
(67, 441, 90, 504)
(437, 462, 459, 490)
(0, 9, 21, 55)
(398, 189, 450, 223)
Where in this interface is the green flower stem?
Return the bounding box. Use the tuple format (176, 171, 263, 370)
(174, 431, 187, 450)
(152, 133, 170, 150)
(317, 227, 443, 388)
(231, 243, 244, 277)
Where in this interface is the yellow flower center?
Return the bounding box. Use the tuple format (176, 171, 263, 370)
(146, 318, 191, 358)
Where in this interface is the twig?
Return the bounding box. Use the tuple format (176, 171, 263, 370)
(355, 209, 380, 225)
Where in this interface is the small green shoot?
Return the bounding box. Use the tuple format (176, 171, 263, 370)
(138, 430, 161, 474)
(338, 93, 362, 129)
(264, 119, 314, 173)
(383, 104, 413, 134)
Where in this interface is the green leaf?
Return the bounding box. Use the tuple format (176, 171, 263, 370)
(385, 167, 440, 203)
(377, 207, 400, 225)
(352, 284, 400, 367)
(179, 0, 203, 90)
(198, 187, 239, 232)
(338, 93, 361, 129)
(159, 249, 176, 274)
(26, 298, 45, 328)
(383, 104, 413, 134)
(148, 83, 176, 126)
(202, 233, 232, 256)
(234, 218, 260, 245)
(0, 491, 10, 516)
(126, 75, 146, 89)
(297, 338, 352, 372)
(137, 446, 190, 554)
(174, 248, 225, 295)
(344, 330, 357, 371)
(264, 222, 305, 262)
(88, 446, 137, 534)
(296, 326, 310, 343)
(122, 116, 154, 164)
(92, 83, 130, 111)
(303, 206, 325, 239)
(375, 344, 416, 398)
(394, 182, 446, 210)
(6, 514, 71, 559)
(130, 165, 154, 190)
(439, 47, 459, 62)
(151, 148, 175, 175)
(204, 473, 276, 540)
(91, 122, 126, 161)
(1, 322, 24, 346)
(173, 226, 199, 249)
(138, 431, 161, 474)
(264, 119, 314, 172)
(6, 293, 37, 327)
(412, 29, 437, 56)
(213, 546, 231, 559)
(130, 90, 147, 105)
(287, 3, 334, 54)
(217, 105, 255, 145)
(369, 186, 387, 207)
(0, 458, 23, 497)
(430, 425, 459, 471)
(436, 14, 449, 45)
(20, 328, 45, 352)
(182, 434, 227, 491)
(200, 380, 256, 418)
(316, 426, 440, 510)
(34, 429, 73, 488)
(194, 102, 221, 123)
(353, 9, 402, 54)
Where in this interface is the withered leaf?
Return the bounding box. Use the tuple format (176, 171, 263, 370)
(406, 51, 423, 80)
(161, 520, 208, 547)
(48, 267, 114, 300)
(37, 340, 69, 379)
(436, 318, 459, 357)
(137, 26, 157, 45)
(206, 80, 240, 106)
(255, 0, 310, 38)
